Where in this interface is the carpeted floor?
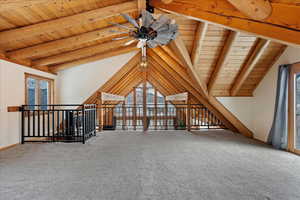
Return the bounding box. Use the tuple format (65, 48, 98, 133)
(1, 130, 300, 200)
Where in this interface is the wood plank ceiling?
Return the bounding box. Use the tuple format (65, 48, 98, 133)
(0, 0, 289, 98)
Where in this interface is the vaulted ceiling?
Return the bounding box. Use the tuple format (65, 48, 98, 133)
(1, 0, 299, 137)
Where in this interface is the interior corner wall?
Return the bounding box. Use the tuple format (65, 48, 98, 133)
(56, 51, 138, 104)
(218, 46, 300, 142)
(0, 60, 57, 149)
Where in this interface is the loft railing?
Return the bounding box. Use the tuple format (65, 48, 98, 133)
(98, 104, 226, 131)
(21, 104, 96, 144)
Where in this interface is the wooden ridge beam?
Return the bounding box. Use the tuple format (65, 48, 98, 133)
(7, 23, 132, 60)
(231, 38, 270, 96)
(50, 45, 137, 72)
(191, 22, 208, 66)
(150, 0, 300, 46)
(227, 0, 272, 20)
(208, 31, 239, 94)
(169, 37, 209, 98)
(32, 39, 136, 66)
(0, 1, 137, 44)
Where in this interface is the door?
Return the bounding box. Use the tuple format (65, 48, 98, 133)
(288, 63, 300, 154)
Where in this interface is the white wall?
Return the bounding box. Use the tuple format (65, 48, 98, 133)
(252, 46, 300, 141)
(57, 51, 137, 104)
(217, 97, 254, 131)
(218, 46, 300, 142)
(0, 60, 57, 148)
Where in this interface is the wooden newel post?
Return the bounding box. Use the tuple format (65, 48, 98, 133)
(122, 101, 126, 130)
(97, 92, 102, 132)
(165, 100, 168, 130)
(186, 94, 191, 131)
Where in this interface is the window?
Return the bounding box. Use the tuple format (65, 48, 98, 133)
(25, 73, 54, 109)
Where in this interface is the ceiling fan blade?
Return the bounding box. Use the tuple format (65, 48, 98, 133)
(121, 13, 139, 28)
(142, 10, 154, 28)
(147, 40, 159, 48)
(151, 15, 170, 31)
(109, 30, 130, 34)
(112, 36, 130, 41)
(124, 39, 136, 46)
(109, 22, 135, 31)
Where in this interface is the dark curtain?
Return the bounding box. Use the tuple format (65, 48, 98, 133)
(268, 64, 291, 149)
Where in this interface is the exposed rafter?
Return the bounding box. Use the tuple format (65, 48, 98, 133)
(32, 39, 135, 67)
(231, 38, 270, 96)
(0, 1, 137, 44)
(150, 0, 300, 46)
(149, 48, 239, 132)
(191, 22, 208, 66)
(6, 23, 131, 60)
(50, 45, 137, 72)
(155, 39, 253, 138)
(208, 31, 239, 94)
(169, 37, 209, 98)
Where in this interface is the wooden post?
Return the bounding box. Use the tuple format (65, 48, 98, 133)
(142, 71, 147, 132)
(133, 88, 137, 130)
(164, 100, 168, 130)
(97, 92, 102, 132)
(122, 101, 126, 130)
(187, 94, 191, 131)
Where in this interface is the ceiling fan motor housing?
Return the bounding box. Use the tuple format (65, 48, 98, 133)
(133, 26, 157, 41)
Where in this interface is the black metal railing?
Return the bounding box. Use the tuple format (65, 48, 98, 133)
(98, 104, 225, 131)
(21, 104, 96, 144)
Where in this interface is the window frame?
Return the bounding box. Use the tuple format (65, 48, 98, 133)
(288, 63, 300, 155)
(24, 73, 54, 107)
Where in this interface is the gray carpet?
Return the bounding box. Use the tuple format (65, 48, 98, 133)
(1, 130, 300, 200)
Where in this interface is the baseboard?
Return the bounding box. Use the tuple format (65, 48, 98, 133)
(0, 143, 19, 151)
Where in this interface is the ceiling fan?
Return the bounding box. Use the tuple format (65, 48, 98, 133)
(110, 10, 178, 67)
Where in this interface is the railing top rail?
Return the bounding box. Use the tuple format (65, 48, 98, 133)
(21, 104, 96, 111)
(22, 104, 95, 106)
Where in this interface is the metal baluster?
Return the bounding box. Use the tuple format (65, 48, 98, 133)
(33, 110, 36, 137)
(42, 110, 45, 137)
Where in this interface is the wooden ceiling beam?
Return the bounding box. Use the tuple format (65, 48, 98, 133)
(231, 38, 270, 96)
(0, 0, 64, 11)
(49, 45, 137, 72)
(0, 1, 137, 44)
(7, 23, 132, 60)
(191, 22, 208, 66)
(0, 50, 54, 74)
(169, 37, 209, 98)
(208, 31, 239, 94)
(32, 39, 136, 67)
(150, 0, 300, 46)
(226, 0, 272, 20)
